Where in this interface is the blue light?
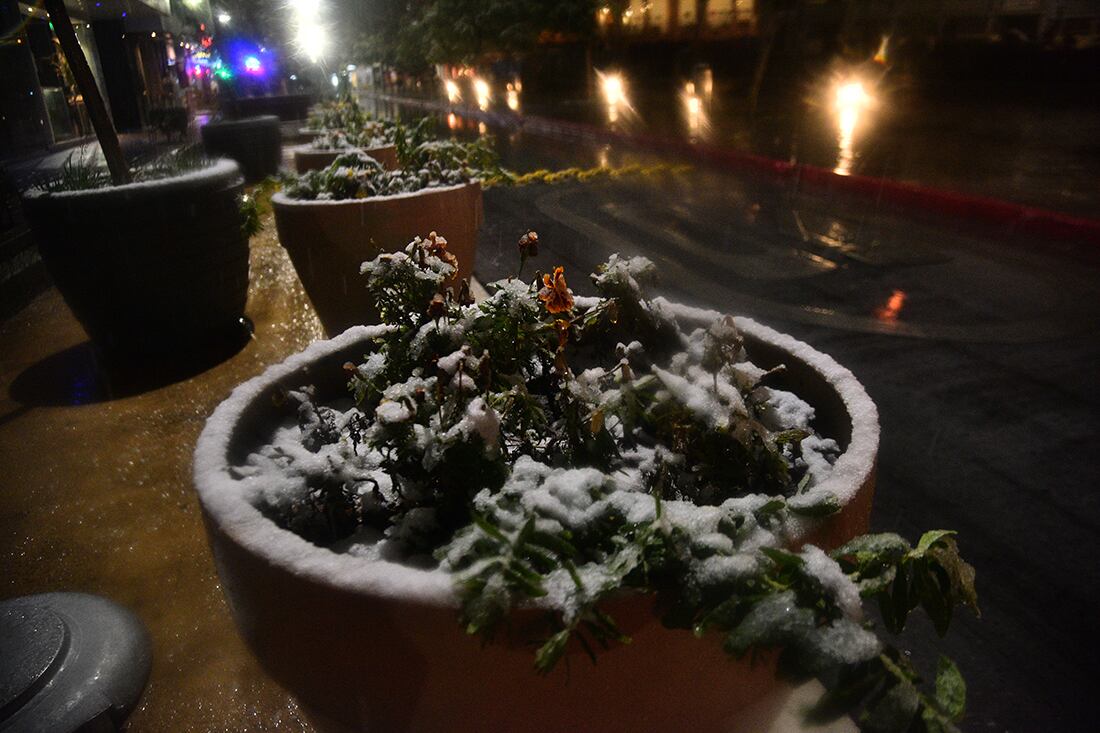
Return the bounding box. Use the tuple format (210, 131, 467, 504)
(243, 55, 262, 74)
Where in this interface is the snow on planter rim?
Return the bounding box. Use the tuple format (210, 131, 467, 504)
(270, 181, 474, 207)
(23, 158, 243, 199)
(194, 314, 879, 609)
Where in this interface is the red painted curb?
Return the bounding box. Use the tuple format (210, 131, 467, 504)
(370, 93, 1100, 247)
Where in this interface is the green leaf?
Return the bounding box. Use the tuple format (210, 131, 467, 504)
(856, 564, 897, 597)
(927, 538, 980, 617)
(471, 513, 508, 543)
(885, 564, 913, 634)
(832, 533, 910, 567)
(934, 656, 967, 720)
(916, 564, 954, 637)
(760, 546, 803, 571)
(534, 628, 571, 675)
(788, 492, 841, 517)
(755, 497, 786, 517)
(912, 530, 956, 558)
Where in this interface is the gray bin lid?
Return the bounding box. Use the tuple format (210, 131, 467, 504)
(0, 593, 151, 732)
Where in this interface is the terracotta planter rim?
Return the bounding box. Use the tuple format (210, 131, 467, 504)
(23, 158, 242, 200)
(271, 180, 476, 207)
(194, 311, 879, 609)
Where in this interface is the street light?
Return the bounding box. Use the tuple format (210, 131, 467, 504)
(598, 70, 628, 124)
(217, 11, 230, 24)
(832, 79, 874, 176)
(290, 0, 327, 63)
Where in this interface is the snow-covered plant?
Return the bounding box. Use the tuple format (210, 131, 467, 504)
(248, 236, 979, 732)
(309, 121, 396, 152)
(309, 129, 354, 151)
(283, 133, 503, 200)
(305, 95, 372, 133)
(39, 145, 212, 193)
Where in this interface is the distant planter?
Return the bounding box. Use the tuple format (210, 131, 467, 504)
(221, 94, 314, 122)
(193, 315, 879, 731)
(22, 160, 250, 357)
(201, 116, 281, 183)
(272, 183, 482, 335)
(291, 143, 398, 174)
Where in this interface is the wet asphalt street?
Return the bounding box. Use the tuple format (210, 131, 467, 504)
(463, 125, 1100, 731)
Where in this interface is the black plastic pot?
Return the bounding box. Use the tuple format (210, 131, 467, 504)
(200, 116, 281, 183)
(22, 160, 250, 358)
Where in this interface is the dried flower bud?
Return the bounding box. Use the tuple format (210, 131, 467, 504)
(554, 318, 571, 350)
(478, 350, 492, 387)
(518, 230, 539, 257)
(619, 358, 634, 383)
(427, 293, 446, 320)
(457, 279, 475, 306)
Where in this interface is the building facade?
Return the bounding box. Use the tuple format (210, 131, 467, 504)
(1, 0, 213, 156)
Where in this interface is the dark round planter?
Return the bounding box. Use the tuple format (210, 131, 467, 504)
(22, 160, 250, 357)
(201, 116, 281, 183)
(222, 94, 314, 122)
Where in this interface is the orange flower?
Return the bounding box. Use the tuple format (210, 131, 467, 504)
(539, 266, 574, 314)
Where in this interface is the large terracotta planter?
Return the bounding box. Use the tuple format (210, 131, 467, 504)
(193, 312, 879, 732)
(291, 143, 398, 173)
(272, 183, 482, 335)
(22, 160, 250, 357)
(200, 116, 281, 183)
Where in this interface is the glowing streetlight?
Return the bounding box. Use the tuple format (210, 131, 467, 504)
(601, 73, 624, 106)
(473, 77, 490, 111)
(444, 79, 461, 104)
(217, 11, 231, 24)
(832, 79, 873, 176)
(599, 71, 628, 124)
(290, 0, 327, 63)
(506, 83, 519, 111)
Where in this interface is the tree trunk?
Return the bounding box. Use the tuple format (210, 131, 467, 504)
(42, 0, 130, 184)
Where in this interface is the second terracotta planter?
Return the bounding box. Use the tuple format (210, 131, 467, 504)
(273, 182, 482, 335)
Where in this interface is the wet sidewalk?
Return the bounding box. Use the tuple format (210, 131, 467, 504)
(0, 218, 324, 730)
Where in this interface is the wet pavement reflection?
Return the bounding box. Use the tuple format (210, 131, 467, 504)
(390, 67, 1100, 216)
